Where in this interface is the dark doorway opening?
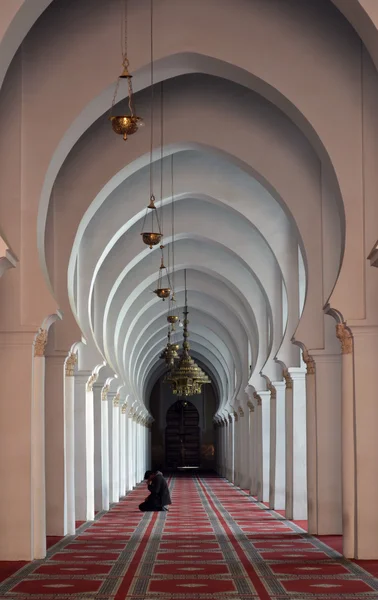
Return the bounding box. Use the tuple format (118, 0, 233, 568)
(165, 400, 200, 469)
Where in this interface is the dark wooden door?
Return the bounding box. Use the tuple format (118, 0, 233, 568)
(165, 400, 200, 468)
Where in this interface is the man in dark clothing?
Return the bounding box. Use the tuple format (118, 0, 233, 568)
(139, 470, 172, 512)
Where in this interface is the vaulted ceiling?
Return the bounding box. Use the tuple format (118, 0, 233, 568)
(3, 0, 374, 417)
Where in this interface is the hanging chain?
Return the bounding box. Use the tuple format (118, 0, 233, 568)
(121, 0, 128, 64)
(171, 154, 175, 295)
(149, 0, 154, 209)
(110, 0, 129, 117)
(160, 81, 164, 237)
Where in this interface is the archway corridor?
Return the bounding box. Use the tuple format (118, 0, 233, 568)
(1, 474, 378, 599)
(3, 0, 378, 584)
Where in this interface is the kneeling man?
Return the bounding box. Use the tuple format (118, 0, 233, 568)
(139, 470, 172, 512)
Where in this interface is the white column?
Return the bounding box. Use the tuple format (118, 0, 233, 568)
(247, 400, 257, 496)
(147, 421, 152, 471)
(93, 383, 109, 511)
(269, 384, 277, 508)
(108, 392, 120, 503)
(270, 381, 286, 510)
(45, 353, 67, 536)
(220, 421, 225, 477)
(64, 354, 76, 535)
(135, 419, 139, 482)
(337, 325, 355, 557)
(289, 367, 307, 520)
(255, 393, 264, 500)
(129, 412, 136, 488)
(338, 324, 378, 559)
(119, 403, 126, 497)
(219, 422, 225, 476)
(0, 330, 45, 560)
(32, 337, 47, 559)
(126, 411, 133, 490)
(260, 390, 271, 504)
(228, 414, 235, 483)
(74, 371, 95, 522)
(233, 411, 240, 486)
(238, 407, 249, 489)
(284, 371, 294, 518)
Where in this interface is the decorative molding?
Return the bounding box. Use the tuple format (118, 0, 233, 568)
(336, 323, 353, 355)
(87, 372, 98, 392)
(302, 349, 315, 374)
(101, 385, 110, 401)
(253, 392, 262, 406)
(238, 406, 244, 417)
(283, 369, 293, 389)
(34, 328, 48, 357)
(65, 352, 77, 376)
(113, 392, 120, 407)
(121, 403, 127, 414)
(267, 383, 276, 399)
(233, 410, 238, 422)
(128, 407, 135, 419)
(247, 401, 254, 412)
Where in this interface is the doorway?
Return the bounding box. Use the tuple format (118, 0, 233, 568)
(165, 400, 200, 468)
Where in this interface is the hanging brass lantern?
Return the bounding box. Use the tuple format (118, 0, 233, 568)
(152, 255, 171, 301)
(110, 114, 143, 141)
(141, 231, 162, 249)
(153, 287, 171, 300)
(141, 195, 163, 249)
(109, 5, 143, 142)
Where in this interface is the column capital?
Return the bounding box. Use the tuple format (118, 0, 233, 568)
(283, 369, 293, 389)
(86, 372, 98, 392)
(253, 391, 262, 406)
(34, 328, 48, 357)
(238, 406, 244, 417)
(247, 400, 254, 412)
(113, 392, 120, 407)
(302, 349, 315, 374)
(121, 403, 127, 414)
(267, 382, 276, 399)
(101, 384, 110, 401)
(65, 352, 77, 377)
(336, 323, 353, 354)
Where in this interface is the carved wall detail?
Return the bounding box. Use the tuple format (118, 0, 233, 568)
(101, 385, 110, 401)
(65, 352, 77, 376)
(87, 373, 98, 392)
(34, 329, 48, 357)
(283, 369, 293, 389)
(336, 323, 353, 355)
(302, 349, 315, 374)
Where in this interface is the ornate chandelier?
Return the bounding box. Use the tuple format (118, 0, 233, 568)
(165, 271, 211, 396)
(109, 0, 143, 140)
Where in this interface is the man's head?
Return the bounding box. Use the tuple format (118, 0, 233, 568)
(144, 470, 153, 480)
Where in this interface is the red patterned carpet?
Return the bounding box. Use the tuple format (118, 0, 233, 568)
(1, 474, 378, 599)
